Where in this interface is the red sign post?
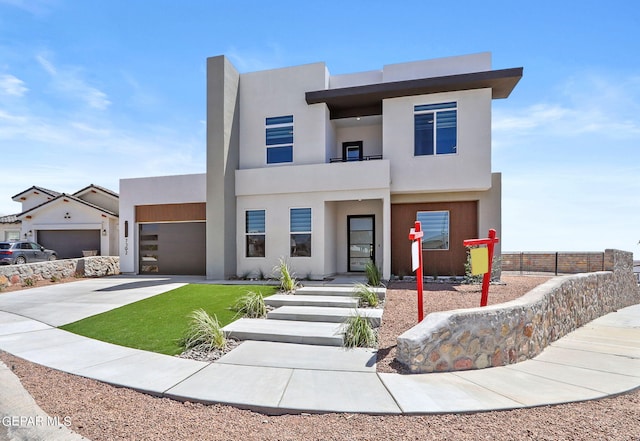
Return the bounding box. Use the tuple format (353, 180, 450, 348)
(463, 229, 499, 307)
(408, 221, 425, 322)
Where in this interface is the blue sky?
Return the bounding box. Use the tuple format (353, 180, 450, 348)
(1, 0, 638, 258)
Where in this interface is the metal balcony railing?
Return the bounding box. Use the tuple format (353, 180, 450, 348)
(329, 155, 383, 163)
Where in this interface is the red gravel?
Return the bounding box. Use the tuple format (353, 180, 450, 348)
(1, 275, 639, 440)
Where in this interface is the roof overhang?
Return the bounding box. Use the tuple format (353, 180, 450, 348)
(306, 67, 523, 119)
(16, 194, 118, 219)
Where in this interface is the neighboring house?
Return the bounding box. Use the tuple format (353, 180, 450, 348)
(11, 185, 119, 258)
(0, 214, 20, 241)
(119, 52, 522, 279)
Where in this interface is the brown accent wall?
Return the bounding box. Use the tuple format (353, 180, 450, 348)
(391, 201, 478, 276)
(135, 203, 206, 223)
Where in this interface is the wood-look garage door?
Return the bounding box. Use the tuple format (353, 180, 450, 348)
(391, 201, 478, 277)
(139, 222, 205, 275)
(37, 230, 101, 259)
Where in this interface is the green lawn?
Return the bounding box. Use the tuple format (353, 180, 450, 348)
(60, 284, 277, 356)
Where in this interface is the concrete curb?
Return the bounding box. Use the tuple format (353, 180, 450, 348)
(0, 360, 89, 441)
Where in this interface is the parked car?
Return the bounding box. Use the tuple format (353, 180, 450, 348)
(0, 241, 57, 265)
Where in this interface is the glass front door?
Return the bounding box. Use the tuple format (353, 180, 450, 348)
(348, 215, 375, 272)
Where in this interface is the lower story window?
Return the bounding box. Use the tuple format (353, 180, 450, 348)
(416, 210, 450, 250)
(290, 207, 311, 257)
(246, 210, 265, 257)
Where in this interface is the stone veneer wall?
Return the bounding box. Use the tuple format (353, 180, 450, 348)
(396, 249, 640, 374)
(0, 256, 119, 287)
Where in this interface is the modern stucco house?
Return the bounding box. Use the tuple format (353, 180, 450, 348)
(119, 52, 522, 279)
(8, 185, 119, 258)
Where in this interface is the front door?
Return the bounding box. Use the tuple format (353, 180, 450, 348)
(348, 215, 375, 272)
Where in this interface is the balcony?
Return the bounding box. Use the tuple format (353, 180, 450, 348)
(329, 154, 383, 163)
(236, 159, 390, 197)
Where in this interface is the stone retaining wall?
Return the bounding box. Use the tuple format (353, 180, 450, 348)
(396, 249, 640, 374)
(0, 257, 119, 288)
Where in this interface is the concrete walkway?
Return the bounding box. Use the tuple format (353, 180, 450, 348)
(0, 275, 638, 416)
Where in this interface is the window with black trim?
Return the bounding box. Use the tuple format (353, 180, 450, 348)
(414, 102, 457, 156)
(290, 207, 311, 257)
(266, 115, 293, 164)
(246, 210, 265, 257)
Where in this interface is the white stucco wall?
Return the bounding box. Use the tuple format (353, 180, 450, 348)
(77, 191, 119, 214)
(236, 187, 390, 280)
(383, 88, 493, 193)
(333, 122, 383, 160)
(14, 192, 55, 212)
(382, 52, 491, 82)
(238, 62, 329, 169)
(119, 173, 206, 273)
(20, 200, 118, 255)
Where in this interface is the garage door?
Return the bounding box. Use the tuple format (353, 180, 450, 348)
(37, 230, 101, 259)
(139, 222, 205, 275)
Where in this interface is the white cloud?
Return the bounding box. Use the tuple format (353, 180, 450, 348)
(0, 73, 28, 96)
(501, 74, 640, 139)
(0, 0, 55, 15)
(35, 52, 111, 110)
(226, 44, 286, 73)
(494, 72, 640, 259)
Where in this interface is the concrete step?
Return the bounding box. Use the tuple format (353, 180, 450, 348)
(297, 286, 386, 300)
(223, 319, 344, 346)
(267, 306, 383, 327)
(264, 294, 358, 308)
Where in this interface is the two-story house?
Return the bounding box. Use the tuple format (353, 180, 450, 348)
(119, 52, 522, 279)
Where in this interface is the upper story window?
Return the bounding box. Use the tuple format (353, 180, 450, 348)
(266, 115, 293, 164)
(414, 102, 457, 156)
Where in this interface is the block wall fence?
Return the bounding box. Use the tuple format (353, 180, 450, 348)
(0, 257, 120, 288)
(397, 249, 640, 374)
(501, 251, 607, 274)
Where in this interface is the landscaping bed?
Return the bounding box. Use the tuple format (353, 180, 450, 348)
(1, 274, 639, 440)
(377, 275, 553, 373)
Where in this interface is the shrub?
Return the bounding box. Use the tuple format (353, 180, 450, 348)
(22, 277, 34, 287)
(365, 261, 382, 286)
(353, 283, 378, 307)
(50, 275, 59, 283)
(179, 309, 227, 351)
(273, 258, 299, 292)
(342, 314, 377, 348)
(230, 291, 267, 318)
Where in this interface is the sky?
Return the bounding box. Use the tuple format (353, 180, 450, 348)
(0, 0, 638, 258)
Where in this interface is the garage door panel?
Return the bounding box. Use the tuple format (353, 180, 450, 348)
(139, 222, 205, 275)
(37, 230, 101, 259)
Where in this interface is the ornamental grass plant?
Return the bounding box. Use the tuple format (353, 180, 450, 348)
(274, 257, 299, 292)
(364, 261, 382, 286)
(179, 308, 227, 352)
(353, 283, 379, 308)
(342, 313, 377, 348)
(230, 290, 267, 318)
